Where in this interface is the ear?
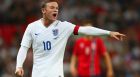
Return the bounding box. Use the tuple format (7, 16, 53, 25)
(41, 8, 46, 14)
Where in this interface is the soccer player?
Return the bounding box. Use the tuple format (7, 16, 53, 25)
(15, 0, 125, 77)
(70, 36, 114, 77)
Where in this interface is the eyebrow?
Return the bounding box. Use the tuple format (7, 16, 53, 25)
(49, 5, 59, 9)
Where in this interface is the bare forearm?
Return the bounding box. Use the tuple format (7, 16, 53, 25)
(70, 55, 77, 77)
(104, 52, 113, 72)
(70, 55, 77, 69)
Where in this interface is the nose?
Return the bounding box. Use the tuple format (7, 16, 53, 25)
(54, 9, 58, 12)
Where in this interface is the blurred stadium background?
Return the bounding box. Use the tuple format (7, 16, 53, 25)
(0, 0, 140, 77)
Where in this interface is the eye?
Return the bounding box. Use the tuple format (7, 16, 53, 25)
(50, 6, 55, 9)
(49, 6, 59, 10)
(56, 7, 59, 10)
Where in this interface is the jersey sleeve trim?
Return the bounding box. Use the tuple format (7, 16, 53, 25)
(73, 25, 80, 35)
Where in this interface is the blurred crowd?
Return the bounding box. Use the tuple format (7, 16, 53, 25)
(0, 0, 140, 77)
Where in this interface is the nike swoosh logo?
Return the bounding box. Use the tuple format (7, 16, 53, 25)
(53, 36, 59, 39)
(35, 33, 39, 35)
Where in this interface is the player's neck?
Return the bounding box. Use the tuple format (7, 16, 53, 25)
(84, 36, 93, 40)
(84, 37, 89, 41)
(42, 18, 54, 27)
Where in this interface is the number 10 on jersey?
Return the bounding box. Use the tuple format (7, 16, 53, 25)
(43, 41, 51, 50)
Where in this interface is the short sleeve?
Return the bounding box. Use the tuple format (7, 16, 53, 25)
(96, 38, 106, 56)
(20, 24, 32, 48)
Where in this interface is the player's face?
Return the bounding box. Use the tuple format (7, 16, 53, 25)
(42, 2, 58, 21)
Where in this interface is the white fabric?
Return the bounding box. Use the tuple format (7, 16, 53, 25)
(16, 19, 111, 77)
(78, 26, 110, 35)
(18, 19, 76, 77)
(16, 46, 29, 69)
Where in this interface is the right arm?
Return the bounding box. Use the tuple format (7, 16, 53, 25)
(15, 46, 29, 77)
(15, 24, 32, 77)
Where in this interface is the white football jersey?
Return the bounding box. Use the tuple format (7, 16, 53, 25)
(21, 19, 77, 77)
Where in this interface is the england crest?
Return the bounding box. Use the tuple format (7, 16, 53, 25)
(52, 29, 58, 36)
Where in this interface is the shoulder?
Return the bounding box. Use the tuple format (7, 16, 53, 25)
(27, 19, 41, 29)
(60, 21, 75, 26)
(95, 37, 102, 41)
(60, 20, 70, 24)
(76, 37, 85, 42)
(57, 20, 76, 31)
(24, 19, 41, 33)
(95, 37, 104, 44)
(29, 19, 40, 26)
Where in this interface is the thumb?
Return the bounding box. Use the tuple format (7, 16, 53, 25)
(113, 35, 119, 40)
(21, 69, 24, 77)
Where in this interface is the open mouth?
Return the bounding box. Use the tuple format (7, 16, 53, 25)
(53, 13, 57, 18)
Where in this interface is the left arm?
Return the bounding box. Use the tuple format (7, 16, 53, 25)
(103, 52, 114, 77)
(78, 26, 110, 35)
(77, 26, 125, 40)
(70, 55, 78, 77)
(97, 38, 114, 77)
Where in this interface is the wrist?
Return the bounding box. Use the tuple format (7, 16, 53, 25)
(16, 67, 23, 69)
(107, 31, 111, 35)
